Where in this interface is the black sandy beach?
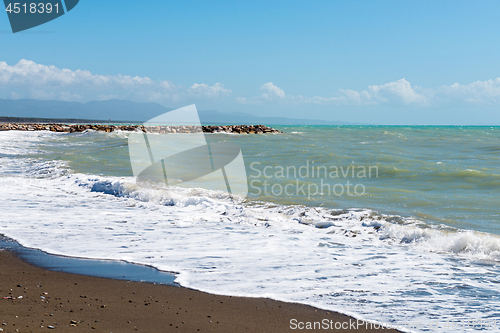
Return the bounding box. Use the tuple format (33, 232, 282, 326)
(0, 250, 400, 333)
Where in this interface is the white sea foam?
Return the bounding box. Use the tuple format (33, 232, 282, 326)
(0, 130, 54, 156)
(380, 222, 500, 260)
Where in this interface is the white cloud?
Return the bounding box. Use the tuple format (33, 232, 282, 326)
(29, 89, 56, 100)
(4, 59, 500, 109)
(367, 78, 426, 105)
(235, 96, 247, 104)
(59, 91, 84, 102)
(96, 94, 121, 101)
(0, 59, 231, 104)
(435, 79, 500, 104)
(261, 82, 285, 99)
(9, 92, 21, 99)
(188, 83, 232, 98)
(0, 59, 122, 88)
(238, 79, 427, 106)
(300, 79, 427, 106)
(240, 77, 500, 107)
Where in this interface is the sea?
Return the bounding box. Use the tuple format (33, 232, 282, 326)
(1, 125, 500, 332)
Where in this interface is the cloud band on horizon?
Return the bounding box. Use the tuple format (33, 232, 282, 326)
(1, 59, 500, 108)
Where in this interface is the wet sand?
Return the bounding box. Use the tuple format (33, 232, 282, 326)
(0, 250, 399, 332)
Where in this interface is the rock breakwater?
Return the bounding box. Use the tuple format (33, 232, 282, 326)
(0, 123, 282, 134)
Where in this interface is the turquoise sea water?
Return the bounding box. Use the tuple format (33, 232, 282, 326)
(41, 125, 500, 235)
(248, 125, 500, 235)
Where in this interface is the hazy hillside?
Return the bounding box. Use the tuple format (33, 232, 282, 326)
(0, 99, 360, 125)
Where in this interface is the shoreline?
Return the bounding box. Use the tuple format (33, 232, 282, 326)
(0, 250, 401, 332)
(0, 123, 282, 134)
(0, 235, 178, 287)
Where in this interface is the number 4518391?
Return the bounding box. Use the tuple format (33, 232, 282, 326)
(6, 2, 59, 14)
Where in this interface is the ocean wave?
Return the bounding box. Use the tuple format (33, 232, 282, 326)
(75, 174, 500, 262)
(3, 134, 500, 264)
(0, 130, 57, 155)
(380, 222, 500, 260)
(0, 157, 68, 178)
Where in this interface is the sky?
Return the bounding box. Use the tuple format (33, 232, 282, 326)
(1, 0, 500, 125)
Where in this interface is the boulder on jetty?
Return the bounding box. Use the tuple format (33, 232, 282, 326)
(0, 123, 282, 134)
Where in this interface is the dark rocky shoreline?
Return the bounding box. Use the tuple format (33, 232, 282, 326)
(0, 123, 282, 134)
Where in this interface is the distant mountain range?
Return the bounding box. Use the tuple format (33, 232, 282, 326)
(197, 110, 360, 125)
(0, 99, 170, 123)
(0, 98, 360, 125)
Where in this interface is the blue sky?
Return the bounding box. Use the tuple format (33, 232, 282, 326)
(1, 0, 500, 124)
